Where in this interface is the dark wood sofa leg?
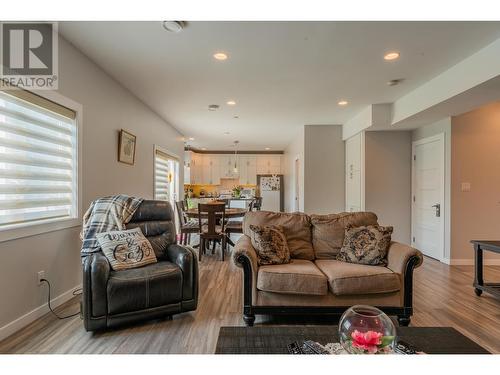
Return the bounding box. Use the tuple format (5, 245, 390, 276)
(243, 314, 255, 327)
(398, 315, 411, 326)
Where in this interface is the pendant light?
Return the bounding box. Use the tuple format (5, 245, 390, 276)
(233, 140, 239, 174)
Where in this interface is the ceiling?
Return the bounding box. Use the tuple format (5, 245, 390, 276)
(59, 21, 500, 150)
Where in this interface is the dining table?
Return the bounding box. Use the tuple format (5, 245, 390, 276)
(184, 207, 247, 248)
(184, 207, 247, 219)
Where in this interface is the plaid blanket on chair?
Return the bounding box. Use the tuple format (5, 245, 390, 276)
(80, 194, 144, 258)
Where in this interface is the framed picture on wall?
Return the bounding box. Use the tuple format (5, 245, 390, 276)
(118, 129, 136, 165)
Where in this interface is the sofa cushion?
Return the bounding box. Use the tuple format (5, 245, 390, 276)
(310, 212, 378, 259)
(315, 259, 400, 296)
(107, 261, 182, 315)
(244, 211, 314, 260)
(248, 224, 291, 265)
(257, 259, 328, 295)
(337, 224, 393, 266)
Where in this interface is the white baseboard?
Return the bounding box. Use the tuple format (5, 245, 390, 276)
(0, 284, 82, 342)
(447, 259, 500, 266)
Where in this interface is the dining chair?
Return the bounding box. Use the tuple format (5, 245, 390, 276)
(198, 202, 227, 261)
(175, 200, 198, 245)
(253, 196, 263, 211)
(225, 200, 253, 245)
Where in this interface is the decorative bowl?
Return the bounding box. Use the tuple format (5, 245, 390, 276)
(338, 305, 396, 354)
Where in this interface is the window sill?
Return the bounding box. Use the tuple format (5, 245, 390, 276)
(0, 216, 82, 243)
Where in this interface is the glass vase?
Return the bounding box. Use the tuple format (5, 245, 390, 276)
(338, 305, 396, 354)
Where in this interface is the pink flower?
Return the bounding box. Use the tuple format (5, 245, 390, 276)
(351, 330, 383, 353)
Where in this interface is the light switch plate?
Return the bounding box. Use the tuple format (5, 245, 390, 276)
(461, 182, 471, 192)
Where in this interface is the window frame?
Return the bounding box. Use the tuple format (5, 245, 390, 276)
(0, 89, 83, 243)
(153, 145, 180, 203)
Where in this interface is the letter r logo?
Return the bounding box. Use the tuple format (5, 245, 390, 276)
(1, 23, 53, 75)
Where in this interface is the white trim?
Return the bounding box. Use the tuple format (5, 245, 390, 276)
(411, 133, 446, 262)
(153, 144, 181, 202)
(0, 283, 82, 342)
(293, 154, 300, 212)
(0, 89, 83, 243)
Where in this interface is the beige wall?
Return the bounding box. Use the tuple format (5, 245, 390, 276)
(283, 128, 304, 212)
(365, 131, 412, 244)
(451, 102, 500, 263)
(304, 125, 344, 214)
(0, 36, 184, 337)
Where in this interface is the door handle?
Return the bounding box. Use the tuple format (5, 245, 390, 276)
(432, 203, 441, 217)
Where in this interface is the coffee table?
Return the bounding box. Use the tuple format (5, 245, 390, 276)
(215, 326, 489, 354)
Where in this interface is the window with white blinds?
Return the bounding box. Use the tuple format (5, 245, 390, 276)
(0, 90, 77, 230)
(154, 149, 177, 202)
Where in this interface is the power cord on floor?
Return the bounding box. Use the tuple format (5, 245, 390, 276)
(40, 278, 81, 319)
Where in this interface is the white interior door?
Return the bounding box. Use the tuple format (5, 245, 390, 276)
(345, 132, 364, 212)
(412, 134, 445, 261)
(294, 157, 300, 211)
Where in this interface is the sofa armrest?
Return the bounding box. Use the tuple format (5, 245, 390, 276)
(167, 243, 198, 302)
(387, 241, 423, 275)
(232, 235, 259, 308)
(82, 252, 110, 320)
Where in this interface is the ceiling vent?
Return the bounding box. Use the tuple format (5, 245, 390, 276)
(208, 104, 220, 111)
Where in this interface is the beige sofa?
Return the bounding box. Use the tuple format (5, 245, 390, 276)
(232, 211, 423, 326)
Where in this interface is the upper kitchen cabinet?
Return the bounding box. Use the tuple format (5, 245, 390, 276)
(256, 155, 281, 174)
(189, 151, 203, 184)
(219, 154, 239, 179)
(201, 154, 221, 185)
(238, 156, 257, 185)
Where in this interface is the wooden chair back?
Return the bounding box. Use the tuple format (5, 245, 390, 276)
(253, 197, 262, 210)
(198, 202, 226, 236)
(175, 200, 187, 224)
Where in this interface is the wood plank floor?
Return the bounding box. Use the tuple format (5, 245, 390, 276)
(1, 252, 499, 354)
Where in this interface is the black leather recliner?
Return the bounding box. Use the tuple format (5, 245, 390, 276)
(82, 200, 198, 331)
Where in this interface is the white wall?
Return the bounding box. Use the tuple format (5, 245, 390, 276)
(0, 36, 184, 339)
(412, 118, 452, 262)
(304, 125, 344, 214)
(365, 131, 412, 244)
(283, 128, 304, 212)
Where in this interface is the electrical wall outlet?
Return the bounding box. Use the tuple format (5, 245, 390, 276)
(37, 271, 45, 285)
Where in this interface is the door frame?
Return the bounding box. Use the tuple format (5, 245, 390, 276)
(411, 133, 446, 262)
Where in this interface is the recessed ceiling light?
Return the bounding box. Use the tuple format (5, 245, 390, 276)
(265, 147, 271, 150)
(213, 52, 228, 61)
(384, 52, 400, 61)
(201, 147, 207, 151)
(338, 100, 348, 106)
(162, 21, 185, 33)
(227, 100, 236, 106)
(188, 137, 195, 141)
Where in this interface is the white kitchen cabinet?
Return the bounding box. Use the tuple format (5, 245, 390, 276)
(238, 156, 257, 185)
(256, 155, 281, 174)
(189, 152, 203, 184)
(219, 155, 239, 179)
(201, 155, 221, 185)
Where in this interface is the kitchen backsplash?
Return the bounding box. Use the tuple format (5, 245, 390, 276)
(185, 179, 256, 197)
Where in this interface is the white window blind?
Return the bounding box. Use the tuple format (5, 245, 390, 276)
(154, 149, 176, 202)
(0, 90, 77, 229)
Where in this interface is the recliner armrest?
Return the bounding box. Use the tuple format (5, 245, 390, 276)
(167, 243, 198, 301)
(82, 252, 110, 319)
(386, 241, 423, 275)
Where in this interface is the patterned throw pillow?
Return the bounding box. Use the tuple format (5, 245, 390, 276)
(96, 227, 157, 271)
(337, 224, 393, 266)
(248, 224, 291, 266)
